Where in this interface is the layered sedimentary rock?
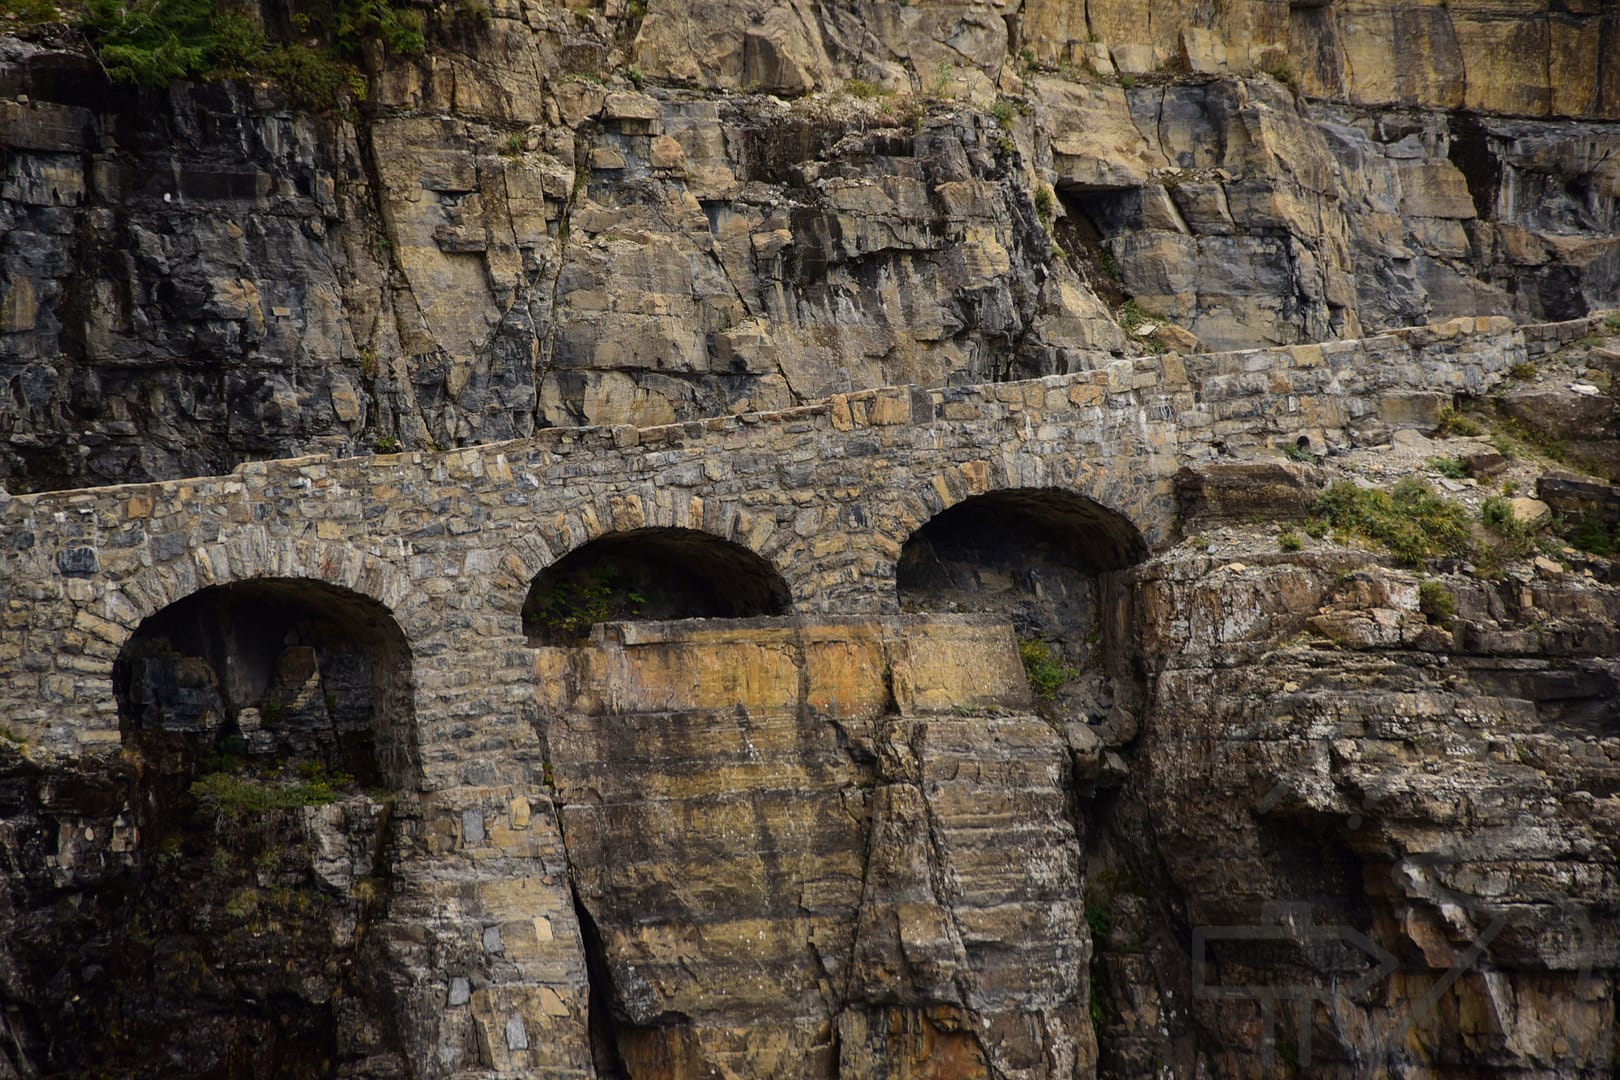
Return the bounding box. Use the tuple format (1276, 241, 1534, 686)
(539, 617, 1092, 1079)
(1113, 552, 1620, 1074)
(2, 0, 1617, 489)
(2, 0, 1620, 1075)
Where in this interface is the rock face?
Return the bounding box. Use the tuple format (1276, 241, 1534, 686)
(540, 617, 1092, 1079)
(2, 0, 1618, 489)
(1, 313, 1618, 1077)
(0, 749, 406, 1076)
(3, 0, 1620, 1077)
(1117, 554, 1620, 1075)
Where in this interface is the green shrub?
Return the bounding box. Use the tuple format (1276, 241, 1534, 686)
(1283, 442, 1317, 464)
(0, 0, 62, 24)
(332, 0, 424, 56)
(263, 41, 355, 111)
(1507, 362, 1538, 381)
(1018, 638, 1075, 702)
(526, 569, 646, 643)
(1117, 299, 1151, 334)
(1033, 185, 1055, 223)
(1279, 530, 1303, 552)
(1435, 408, 1482, 437)
(1084, 894, 1111, 942)
(1429, 456, 1468, 479)
(1097, 247, 1121, 281)
(1481, 495, 1536, 556)
(86, 0, 216, 87)
(80, 0, 415, 108)
(1312, 479, 1472, 565)
(211, 11, 272, 70)
(1564, 510, 1616, 557)
(843, 78, 891, 99)
(223, 888, 259, 918)
(989, 98, 1015, 129)
(1417, 580, 1456, 627)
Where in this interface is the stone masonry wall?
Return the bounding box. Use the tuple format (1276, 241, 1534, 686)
(0, 314, 1547, 772)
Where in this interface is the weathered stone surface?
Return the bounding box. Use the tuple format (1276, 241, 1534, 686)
(0, 315, 1617, 1077)
(1176, 461, 1325, 520)
(1125, 554, 1620, 1074)
(540, 616, 1089, 1078)
(2, 2, 1617, 492)
(2, 1, 1620, 1075)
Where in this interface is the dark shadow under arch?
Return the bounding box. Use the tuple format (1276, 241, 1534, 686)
(71, 580, 419, 1076)
(898, 488, 1148, 722)
(898, 487, 1147, 604)
(114, 577, 417, 788)
(523, 527, 791, 645)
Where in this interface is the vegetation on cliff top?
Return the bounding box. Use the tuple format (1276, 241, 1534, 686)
(1311, 478, 1561, 573)
(1313, 479, 1473, 565)
(0, 0, 455, 109)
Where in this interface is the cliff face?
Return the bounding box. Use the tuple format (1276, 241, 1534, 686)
(1, 0, 1617, 490)
(1119, 552, 1620, 1074)
(2, 1, 1620, 1078)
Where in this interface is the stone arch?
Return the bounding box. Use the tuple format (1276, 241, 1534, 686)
(97, 539, 427, 780)
(897, 486, 1148, 720)
(89, 571, 417, 1076)
(114, 576, 418, 789)
(522, 526, 793, 645)
(897, 487, 1146, 613)
(108, 537, 429, 648)
(496, 496, 804, 618)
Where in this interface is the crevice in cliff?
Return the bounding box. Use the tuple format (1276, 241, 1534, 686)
(572, 886, 633, 1080)
(353, 105, 435, 448)
(533, 121, 595, 429)
(1082, 782, 1205, 1078)
(1449, 113, 1503, 221)
(1054, 189, 1129, 310)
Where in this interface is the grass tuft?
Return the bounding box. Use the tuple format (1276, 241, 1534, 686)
(190, 763, 354, 820)
(1018, 638, 1075, 703)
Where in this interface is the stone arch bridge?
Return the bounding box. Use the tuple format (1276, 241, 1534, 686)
(0, 314, 1542, 1076)
(1, 315, 1529, 766)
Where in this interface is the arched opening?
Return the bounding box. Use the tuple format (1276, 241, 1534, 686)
(115, 578, 416, 787)
(55, 579, 418, 1075)
(523, 527, 791, 645)
(897, 488, 1147, 722)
